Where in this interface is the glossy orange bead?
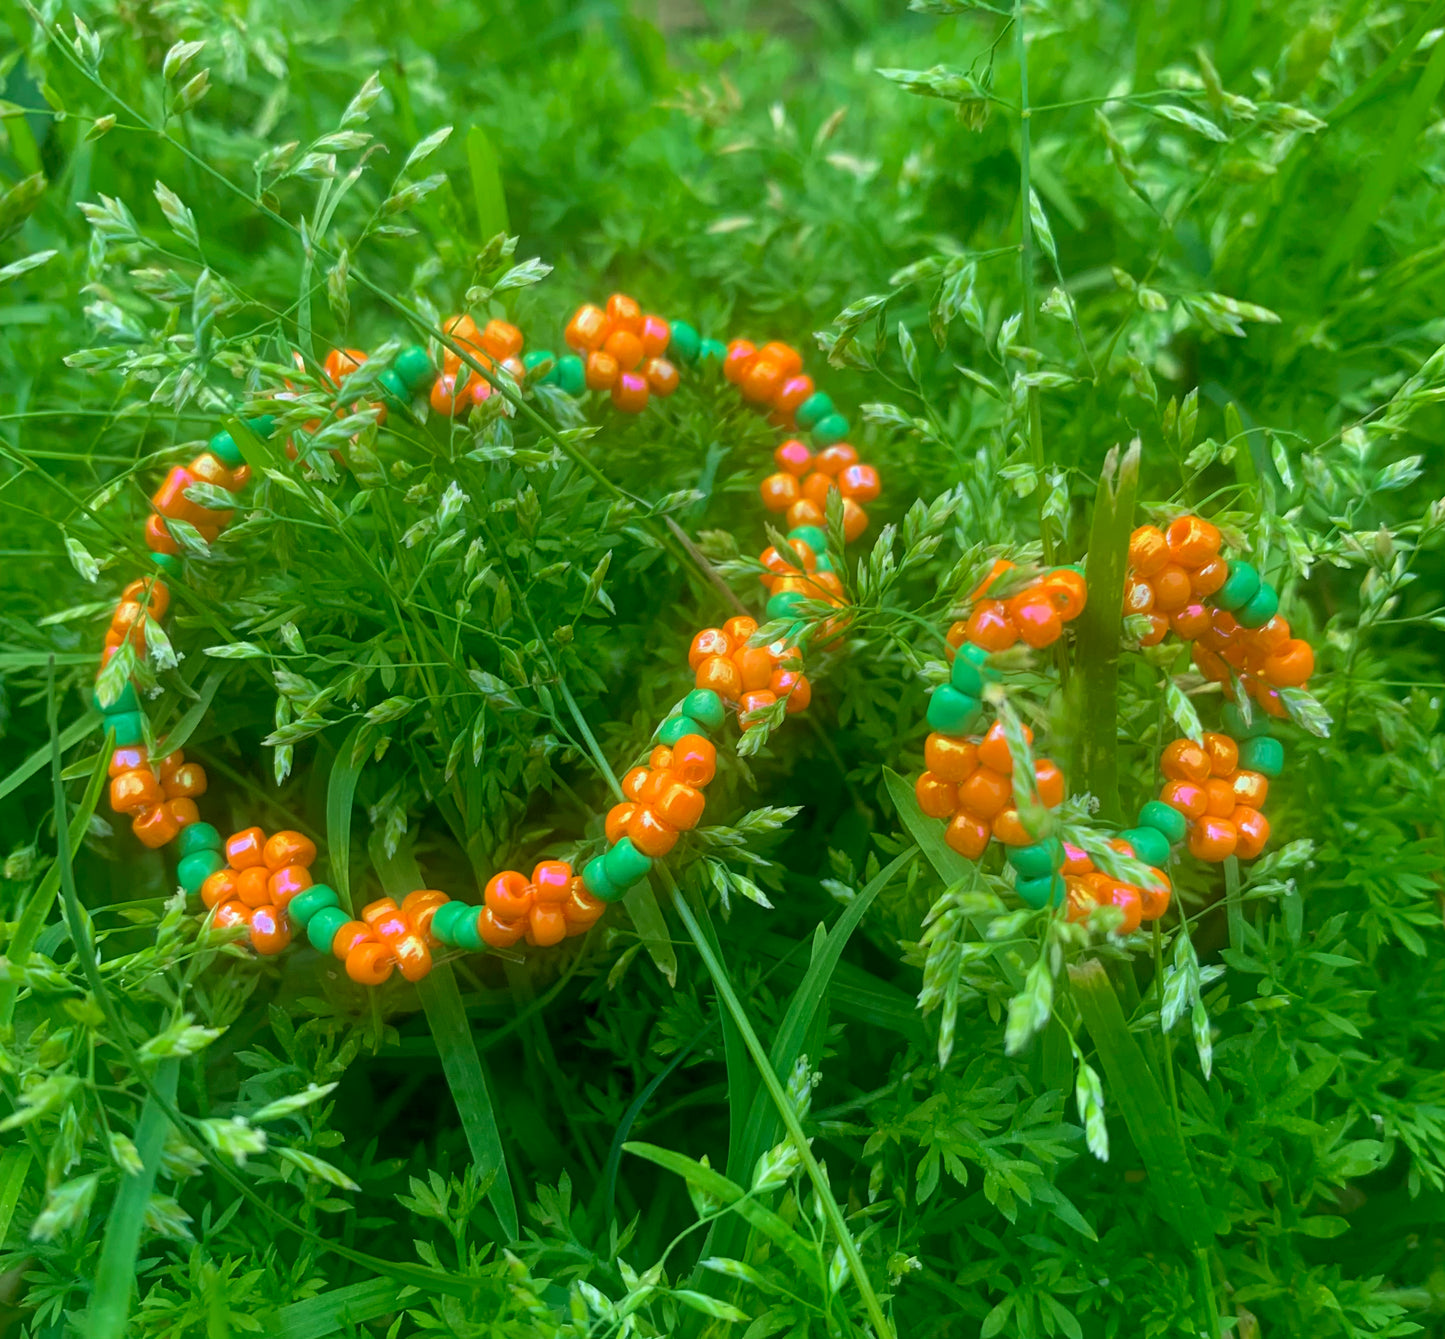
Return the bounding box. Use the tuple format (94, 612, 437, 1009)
(563, 880, 605, 929)
(842, 498, 870, 542)
(144, 512, 179, 555)
(639, 314, 671, 356)
(323, 346, 366, 386)
(809, 571, 846, 604)
(671, 735, 717, 787)
(915, 771, 958, 819)
(621, 767, 650, 801)
(1061, 842, 1094, 876)
(1034, 759, 1066, 808)
(1107, 883, 1144, 933)
(789, 498, 828, 531)
(132, 804, 180, 848)
(565, 304, 610, 352)
(966, 600, 1019, 652)
(696, 654, 743, 702)
(740, 357, 786, 404)
(1233, 806, 1270, 859)
(649, 746, 674, 771)
(958, 766, 1011, 820)
(264, 830, 316, 872)
(611, 372, 650, 413)
(212, 900, 253, 932)
(838, 463, 880, 503)
(1191, 557, 1229, 597)
(992, 808, 1035, 846)
(800, 470, 834, 510)
(722, 615, 757, 645)
(246, 904, 289, 955)
(1188, 816, 1238, 862)
(770, 669, 812, 712)
(326, 919, 371, 958)
(774, 439, 813, 476)
(391, 929, 433, 981)
(166, 798, 199, 829)
(1252, 680, 1290, 719)
(110, 769, 162, 815)
(345, 940, 395, 985)
(733, 645, 774, 692)
(1123, 576, 1155, 615)
(753, 341, 801, 377)
(1202, 732, 1239, 777)
(979, 721, 1031, 774)
(1008, 592, 1063, 649)
(689, 627, 731, 669)
(200, 868, 238, 909)
(1161, 740, 1211, 784)
(644, 357, 679, 396)
(1264, 638, 1314, 687)
(122, 576, 170, 617)
(945, 812, 992, 859)
(529, 862, 573, 905)
(603, 328, 645, 371)
(814, 444, 858, 476)
(527, 903, 568, 948)
(1232, 770, 1269, 808)
(584, 350, 620, 390)
(1160, 779, 1208, 820)
(760, 472, 801, 513)
(109, 746, 148, 777)
(1138, 870, 1172, 921)
(440, 314, 485, 372)
(480, 319, 523, 361)
(605, 293, 642, 333)
(1165, 515, 1221, 567)
(235, 866, 270, 908)
(268, 864, 312, 910)
(485, 871, 533, 920)
(152, 467, 209, 526)
(639, 767, 677, 807)
(1041, 569, 1088, 622)
(187, 451, 237, 493)
(653, 778, 705, 831)
(429, 373, 467, 416)
(606, 802, 637, 845)
(478, 906, 525, 948)
(1171, 603, 1211, 640)
(774, 375, 814, 415)
(628, 804, 679, 857)
(1152, 565, 1192, 613)
(722, 339, 757, 383)
(162, 762, 207, 800)
(1204, 778, 1236, 818)
(1193, 643, 1231, 683)
(1065, 876, 1097, 923)
(402, 889, 450, 943)
(740, 689, 777, 724)
(1252, 615, 1292, 655)
(925, 733, 979, 783)
(1128, 525, 1170, 578)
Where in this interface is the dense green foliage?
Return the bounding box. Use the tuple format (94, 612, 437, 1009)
(1, 0, 1444, 1334)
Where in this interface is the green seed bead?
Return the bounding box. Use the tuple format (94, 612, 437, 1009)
(427, 900, 467, 944)
(378, 368, 409, 403)
(927, 686, 981, 735)
(787, 524, 829, 554)
(394, 345, 434, 393)
(452, 907, 486, 952)
(245, 414, 276, 440)
(669, 320, 701, 364)
(1120, 826, 1171, 868)
(554, 354, 586, 396)
(1008, 841, 1062, 881)
(523, 349, 556, 382)
(583, 855, 626, 904)
(287, 884, 340, 928)
(1138, 800, 1187, 845)
(106, 711, 145, 746)
(1236, 583, 1279, 629)
(93, 681, 139, 715)
(697, 338, 727, 370)
(682, 689, 726, 733)
(1214, 560, 1260, 612)
(177, 822, 222, 857)
(208, 430, 244, 468)
(811, 413, 850, 448)
(658, 714, 703, 747)
(1016, 873, 1066, 910)
(1222, 702, 1272, 739)
(307, 906, 350, 954)
(177, 849, 225, 896)
(603, 838, 652, 890)
(150, 552, 182, 577)
(767, 591, 805, 621)
(1238, 735, 1284, 778)
(812, 553, 835, 575)
(795, 391, 834, 431)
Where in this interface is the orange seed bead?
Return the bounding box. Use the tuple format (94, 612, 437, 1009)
(264, 830, 316, 872)
(915, 772, 958, 820)
(132, 804, 180, 848)
(627, 805, 678, 857)
(945, 812, 992, 859)
(760, 473, 800, 512)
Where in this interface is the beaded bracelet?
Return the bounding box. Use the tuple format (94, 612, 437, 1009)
(84, 292, 875, 985)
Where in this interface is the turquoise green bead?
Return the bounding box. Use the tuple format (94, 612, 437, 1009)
(658, 714, 703, 747)
(1120, 826, 1170, 868)
(378, 368, 409, 403)
(811, 413, 850, 447)
(950, 655, 984, 696)
(669, 320, 701, 364)
(583, 855, 626, 904)
(287, 884, 340, 928)
(106, 711, 145, 746)
(812, 553, 835, 575)
(150, 552, 182, 577)
(959, 642, 992, 670)
(1222, 702, 1272, 739)
(795, 391, 834, 431)
(177, 822, 222, 857)
(603, 838, 652, 889)
(93, 681, 138, 715)
(767, 591, 805, 621)
(697, 338, 727, 370)
(428, 900, 468, 943)
(1138, 800, 1187, 845)
(1238, 735, 1284, 777)
(208, 430, 244, 468)
(787, 524, 829, 554)
(452, 907, 486, 952)
(307, 906, 350, 954)
(1214, 560, 1260, 612)
(245, 414, 276, 439)
(1016, 873, 1066, 909)
(1007, 841, 1062, 881)
(554, 354, 586, 396)
(1236, 583, 1279, 629)
(177, 849, 225, 896)
(394, 345, 434, 393)
(682, 689, 726, 733)
(523, 350, 556, 381)
(927, 686, 981, 734)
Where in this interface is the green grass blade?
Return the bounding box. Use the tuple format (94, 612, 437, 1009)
(0, 710, 99, 803)
(466, 125, 508, 242)
(884, 766, 972, 884)
(326, 721, 367, 913)
(370, 836, 519, 1240)
(0, 1146, 34, 1246)
(1070, 958, 1213, 1250)
(154, 668, 226, 755)
(623, 879, 677, 986)
(89, 1058, 181, 1339)
(1070, 442, 1139, 822)
(271, 1278, 404, 1339)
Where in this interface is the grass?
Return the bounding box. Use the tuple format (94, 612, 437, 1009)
(1, 0, 1445, 1336)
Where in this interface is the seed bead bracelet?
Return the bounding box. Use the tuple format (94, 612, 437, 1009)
(81, 292, 876, 985)
(907, 515, 1316, 929)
